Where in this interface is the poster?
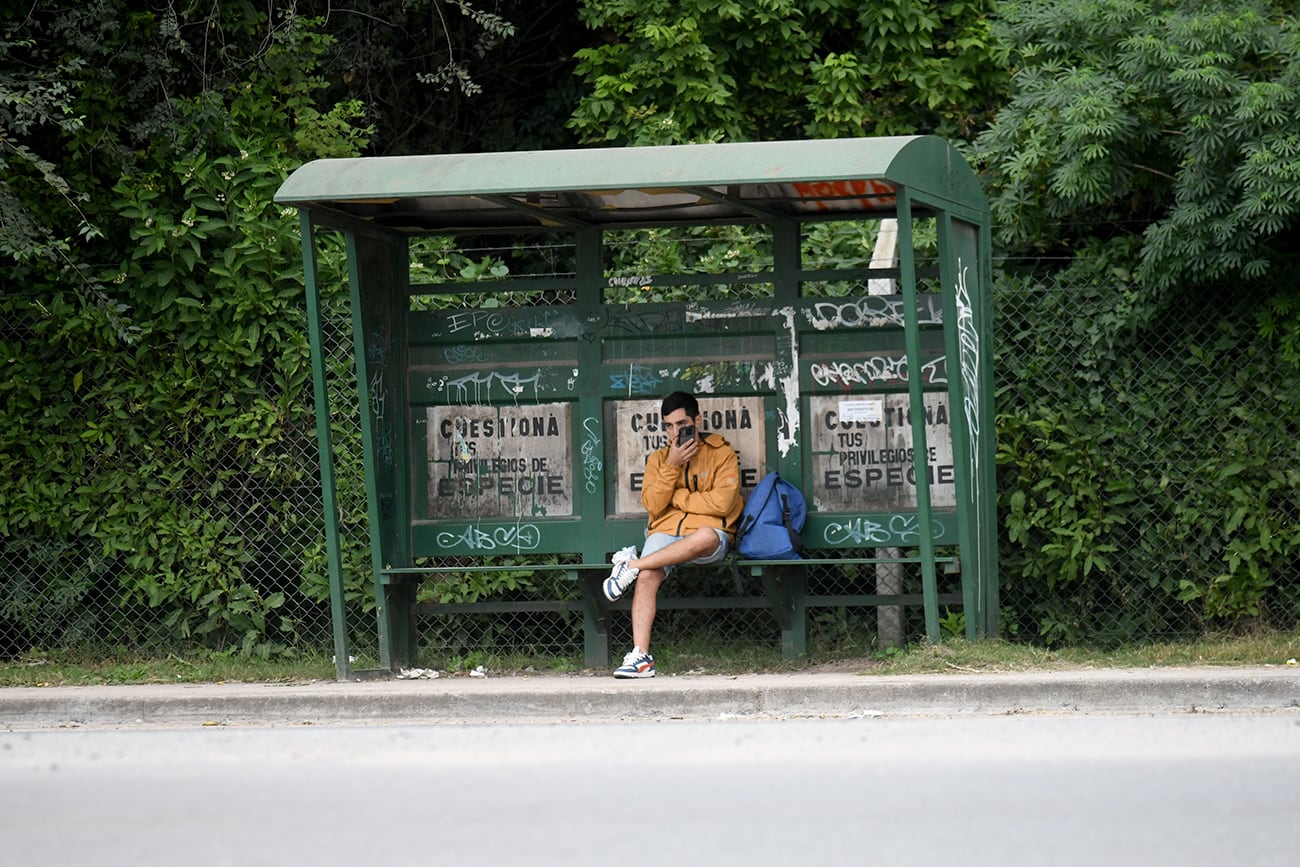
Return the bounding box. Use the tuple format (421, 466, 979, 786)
(427, 402, 573, 518)
(809, 393, 955, 510)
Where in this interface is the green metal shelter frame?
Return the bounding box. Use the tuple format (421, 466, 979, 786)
(275, 135, 997, 680)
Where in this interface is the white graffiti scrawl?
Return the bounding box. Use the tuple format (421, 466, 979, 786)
(807, 295, 943, 331)
(436, 523, 542, 552)
(810, 355, 947, 387)
(954, 258, 980, 492)
(822, 514, 949, 546)
(581, 416, 602, 495)
(429, 369, 544, 403)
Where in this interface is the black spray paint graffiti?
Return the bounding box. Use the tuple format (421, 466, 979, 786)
(367, 332, 394, 467)
(601, 307, 686, 335)
(443, 345, 487, 365)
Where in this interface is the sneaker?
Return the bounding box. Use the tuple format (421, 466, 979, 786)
(613, 647, 655, 679)
(602, 545, 639, 601)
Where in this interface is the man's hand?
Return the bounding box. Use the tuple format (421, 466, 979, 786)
(667, 435, 699, 466)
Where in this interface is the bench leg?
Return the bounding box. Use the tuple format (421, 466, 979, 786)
(759, 565, 807, 659)
(382, 579, 417, 672)
(576, 571, 609, 668)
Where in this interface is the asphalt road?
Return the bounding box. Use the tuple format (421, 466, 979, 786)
(4, 713, 1298, 867)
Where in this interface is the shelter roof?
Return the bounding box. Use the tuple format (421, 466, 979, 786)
(274, 135, 985, 233)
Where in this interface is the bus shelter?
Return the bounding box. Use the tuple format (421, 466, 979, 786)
(275, 135, 997, 679)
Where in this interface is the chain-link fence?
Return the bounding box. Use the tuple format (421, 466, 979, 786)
(3, 230, 1297, 664)
(992, 271, 1300, 646)
(0, 285, 345, 660)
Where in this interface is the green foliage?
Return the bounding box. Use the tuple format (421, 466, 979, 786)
(1258, 285, 1300, 368)
(98, 26, 368, 653)
(569, 0, 1006, 144)
(419, 0, 518, 98)
(997, 408, 1130, 644)
(975, 0, 1300, 356)
(297, 0, 584, 154)
(413, 560, 582, 662)
(994, 276, 1300, 643)
(1162, 341, 1300, 623)
(600, 218, 919, 305)
(414, 557, 576, 605)
(0, 40, 98, 261)
(0, 9, 369, 656)
(604, 224, 775, 303)
(939, 609, 967, 639)
(982, 3, 1300, 640)
(0, 10, 127, 341)
(5, 0, 1300, 664)
(409, 236, 513, 290)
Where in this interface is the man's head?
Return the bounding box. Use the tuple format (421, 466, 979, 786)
(660, 391, 699, 421)
(661, 391, 700, 446)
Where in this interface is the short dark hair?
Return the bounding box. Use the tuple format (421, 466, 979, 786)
(661, 390, 699, 419)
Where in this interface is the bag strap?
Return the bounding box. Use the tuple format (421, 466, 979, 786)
(779, 490, 804, 553)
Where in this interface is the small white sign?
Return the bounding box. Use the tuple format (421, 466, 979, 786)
(838, 399, 884, 424)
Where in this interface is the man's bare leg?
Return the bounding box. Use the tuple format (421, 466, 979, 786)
(631, 568, 665, 653)
(629, 527, 719, 573)
(628, 528, 721, 653)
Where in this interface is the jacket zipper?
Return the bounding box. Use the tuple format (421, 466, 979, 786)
(675, 460, 694, 535)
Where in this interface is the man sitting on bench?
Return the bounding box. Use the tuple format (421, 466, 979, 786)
(603, 391, 743, 678)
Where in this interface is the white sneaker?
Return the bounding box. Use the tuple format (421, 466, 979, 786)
(602, 545, 639, 601)
(613, 647, 655, 678)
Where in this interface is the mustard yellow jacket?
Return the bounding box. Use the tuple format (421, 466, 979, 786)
(640, 432, 743, 540)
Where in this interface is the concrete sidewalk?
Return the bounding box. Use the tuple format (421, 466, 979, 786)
(3, 666, 1298, 728)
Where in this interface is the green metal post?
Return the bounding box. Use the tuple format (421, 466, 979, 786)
(344, 233, 395, 670)
(299, 214, 352, 682)
(770, 219, 808, 656)
(575, 227, 610, 667)
(936, 212, 981, 638)
(896, 192, 941, 642)
(978, 220, 1000, 636)
(387, 238, 414, 666)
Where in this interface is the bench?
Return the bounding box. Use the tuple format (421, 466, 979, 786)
(381, 540, 962, 665)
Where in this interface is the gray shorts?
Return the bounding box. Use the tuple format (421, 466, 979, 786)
(641, 528, 730, 577)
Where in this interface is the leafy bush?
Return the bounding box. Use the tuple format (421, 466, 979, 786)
(0, 16, 369, 656)
(994, 275, 1300, 644)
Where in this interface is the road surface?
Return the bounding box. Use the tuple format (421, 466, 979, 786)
(4, 713, 1297, 866)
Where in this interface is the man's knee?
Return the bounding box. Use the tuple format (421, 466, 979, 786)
(638, 569, 666, 590)
(692, 527, 721, 554)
